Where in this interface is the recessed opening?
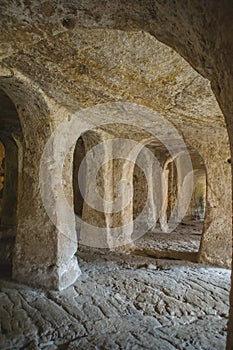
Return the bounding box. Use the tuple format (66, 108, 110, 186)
(73, 136, 86, 220)
(133, 143, 207, 262)
(0, 89, 22, 276)
(0, 140, 5, 224)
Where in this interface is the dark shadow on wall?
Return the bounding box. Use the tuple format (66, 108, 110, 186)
(0, 89, 22, 277)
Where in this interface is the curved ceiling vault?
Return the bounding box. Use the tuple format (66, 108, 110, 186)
(1, 29, 225, 134)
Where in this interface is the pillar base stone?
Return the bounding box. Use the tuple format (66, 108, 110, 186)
(12, 256, 81, 290)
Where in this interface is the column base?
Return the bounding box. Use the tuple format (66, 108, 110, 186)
(12, 255, 81, 290)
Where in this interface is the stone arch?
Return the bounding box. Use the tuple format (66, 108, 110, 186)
(162, 148, 207, 228)
(183, 168, 206, 220)
(1, 1, 233, 347)
(0, 72, 81, 289)
(69, 113, 228, 265)
(72, 123, 155, 250)
(132, 138, 230, 267)
(183, 153, 207, 222)
(133, 144, 193, 235)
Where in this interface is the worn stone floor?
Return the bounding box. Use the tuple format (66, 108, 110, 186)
(0, 240, 230, 350)
(132, 220, 202, 262)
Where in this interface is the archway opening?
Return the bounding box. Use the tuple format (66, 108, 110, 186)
(73, 136, 86, 221)
(132, 142, 207, 262)
(73, 130, 109, 251)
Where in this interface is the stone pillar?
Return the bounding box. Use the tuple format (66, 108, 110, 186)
(175, 154, 194, 224)
(13, 133, 81, 290)
(159, 166, 169, 232)
(79, 134, 141, 249)
(161, 153, 194, 231)
(133, 164, 148, 221)
(106, 157, 135, 247)
(167, 160, 178, 223)
(133, 147, 160, 235)
(158, 157, 177, 232)
(3, 82, 82, 291)
(78, 132, 109, 249)
(198, 157, 232, 267)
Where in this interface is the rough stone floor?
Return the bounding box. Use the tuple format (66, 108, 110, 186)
(133, 220, 202, 262)
(0, 243, 230, 350)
